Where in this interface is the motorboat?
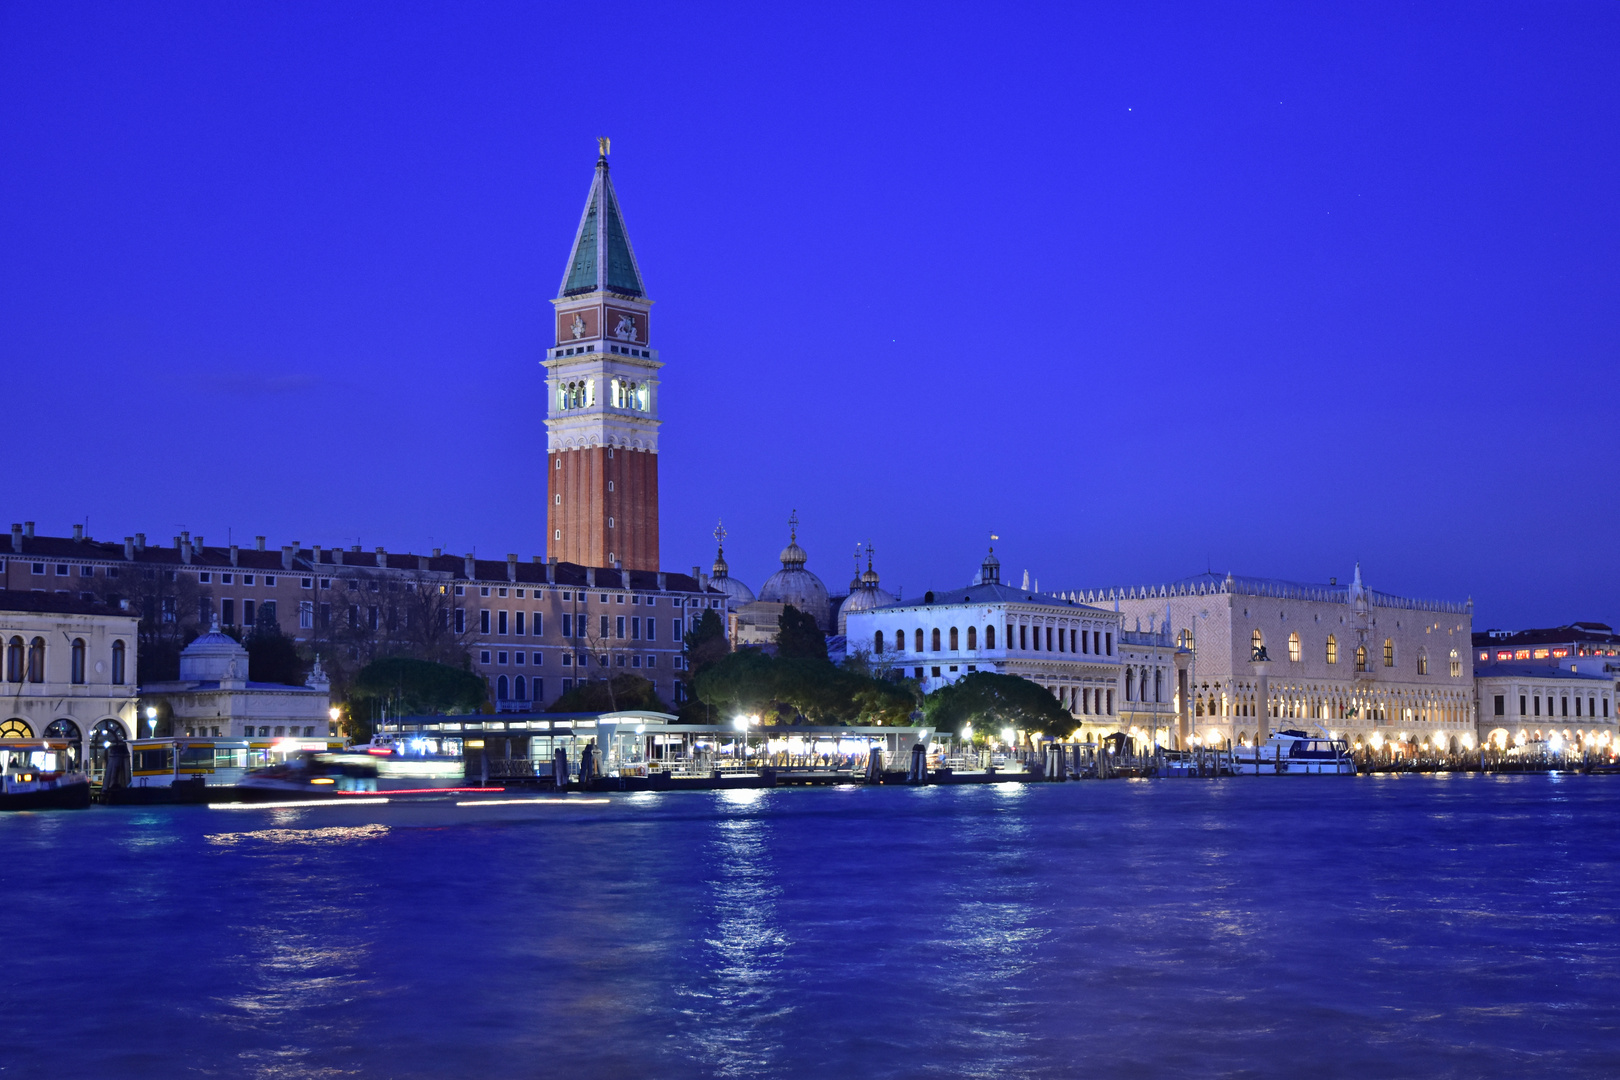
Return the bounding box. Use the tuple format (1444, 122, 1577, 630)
(0, 738, 91, 810)
(1234, 728, 1356, 775)
(236, 746, 470, 797)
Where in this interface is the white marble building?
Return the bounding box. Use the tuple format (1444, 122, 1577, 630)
(1069, 565, 1474, 748)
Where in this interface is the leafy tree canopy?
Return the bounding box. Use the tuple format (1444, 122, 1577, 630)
(245, 622, 307, 686)
(694, 648, 919, 726)
(683, 607, 730, 676)
(547, 674, 670, 715)
(775, 604, 827, 661)
(350, 656, 487, 716)
(921, 671, 1072, 740)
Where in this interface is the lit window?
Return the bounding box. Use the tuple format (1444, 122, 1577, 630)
(1287, 632, 1300, 662)
(1383, 639, 1395, 667)
(1326, 635, 1338, 665)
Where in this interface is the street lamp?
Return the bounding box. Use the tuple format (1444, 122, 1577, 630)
(144, 705, 158, 738)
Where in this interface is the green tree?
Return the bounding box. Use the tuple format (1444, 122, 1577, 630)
(244, 621, 307, 685)
(921, 671, 1072, 741)
(349, 657, 488, 722)
(776, 604, 827, 661)
(683, 608, 729, 675)
(547, 674, 670, 715)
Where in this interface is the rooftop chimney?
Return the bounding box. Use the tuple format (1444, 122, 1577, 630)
(72, 524, 83, 542)
(507, 554, 518, 582)
(464, 553, 476, 578)
(24, 521, 34, 539)
(123, 536, 134, 560)
(333, 548, 344, 566)
(544, 561, 554, 584)
(375, 546, 387, 570)
(586, 567, 596, 588)
(418, 555, 430, 572)
(180, 532, 192, 565)
(657, 572, 666, 591)
(230, 544, 239, 567)
(692, 566, 701, 579)
(282, 545, 295, 570)
(10, 524, 21, 552)
(134, 532, 145, 551)
(255, 536, 266, 551)
(312, 545, 322, 565)
(432, 547, 442, 558)
(350, 545, 360, 553)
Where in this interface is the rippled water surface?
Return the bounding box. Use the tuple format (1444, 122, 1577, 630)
(4, 774, 1620, 1078)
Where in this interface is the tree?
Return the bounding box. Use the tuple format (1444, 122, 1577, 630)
(921, 672, 1072, 742)
(547, 673, 670, 715)
(244, 619, 306, 685)
(683, 607, 729, 674)
(692, 648, 921, 727)
(84, 563, 211, 683)
(311, 569, 477, 703)
(349, 657, 488, 721)
(776, 604, 827, 661)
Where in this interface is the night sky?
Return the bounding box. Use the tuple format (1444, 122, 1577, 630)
(3, 3, 1615, 629)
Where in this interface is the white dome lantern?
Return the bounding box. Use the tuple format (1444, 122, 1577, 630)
(758, 510, 830, 631)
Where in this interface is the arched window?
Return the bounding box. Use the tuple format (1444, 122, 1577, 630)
(893, 630, 904, 653)
(915, 628, 924, 652)
(1355, 644, 1368, 672)
(497, 675, 509, 701)
(949, 627, 959, 650)
(966, 626, 977, 650)
(45, 718, 82, 769)
(985, 625, 995, 650)
(5, 637, 22, 683)
(0, 718, 33, 737)
(1179, 628, 1194, 649)
(515, 675, 527, 701)
(1125, 669, 1135, 701)
(1383, 639, 1395, 667)
(28, 637, 45, 683)
(931, 628, 941, 651)
(71, 638, 86, 684)
(1326, 635, 1338, 665)
(1251, 629, 1264, 658)
(111, 640, 126, 685)
(1417, 650, 1428, 676)
(1287, 632, 1300, 663)
(1155, 668, 1163, 702)
(1449, 649, 1461, 678)
(874, 631, 884, 655)
(1196, 698, 1205, 716)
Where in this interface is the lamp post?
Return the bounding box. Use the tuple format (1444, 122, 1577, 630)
(144, 705, 158, 739)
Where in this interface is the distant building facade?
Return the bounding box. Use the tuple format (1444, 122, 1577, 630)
(143, 618, 336, 741)
(1474, 663, 1616, 749)
(1473, 623, 1620, 669)
(1, 590, 139, 774)
(1078, 565, 1475, 749)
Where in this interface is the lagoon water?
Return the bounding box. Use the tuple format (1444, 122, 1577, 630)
(4, 775, 1620, 1078)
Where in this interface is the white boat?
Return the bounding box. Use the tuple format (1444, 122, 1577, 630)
(1235, 728, 1356, 775)
(0, 738, 91, 810)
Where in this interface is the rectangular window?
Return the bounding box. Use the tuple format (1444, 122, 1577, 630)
(1019, 625, 1027, 650)
(261, 600, 276, 625)
(533, 612, 543, 636)
(616, 616, 626, 639)
(515, 652, 525, 665)
(199, 572, 212, 584)
(1520, 695, 1527, 715)
(631, 617, 640, 640)
(56, 564, 69, 575)
(299, 601, 313, 629)
(31, 562, 44, 575)
(480, 610, 490, 634)
(1105, 632, 1113, 656)
(515, 611, 525, 636)
(1107, 689, 1115, 714)
(265, 576, 275, 587)
(534, 678, 542, 700)
(348, 604, 359, 628)
(454, 585, 464, 596)
(1046, 627, 1053, 651)
(562, 613, 573, 638)
(673, 619, 683, 641)
(301, 577, 313, 589)
(480, 650, 491, 664)
(320, 578, 331, 589)
(320, 603, 331, 627)
(367, 606, 378, 631)
(1561, 697, 1568, 717)
(562, 678, 574, 692)
(222, 573, 233, 585)
(1494, 695, 1505, 716)
(243, 599, 255, 625)
(480, 586, 490, 597)
(562, 653, 573, 667)
(1575, 697, 1582, 717)
(243, 575, 254, 585)
(645, 618, 654, 641)
(1081, 630, 1089, 654)
(1534, 696, 1541, 716)
(600, 615, 610, 638)
(455, 608, 465, 634)
(497, 652, 508, 665)
(498, 610, 509, 635)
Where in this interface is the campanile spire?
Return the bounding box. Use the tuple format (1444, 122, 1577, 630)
(543, 141, 661, 571)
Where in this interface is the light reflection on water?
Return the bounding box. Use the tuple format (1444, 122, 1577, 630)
(4, 777, 1620, 1078)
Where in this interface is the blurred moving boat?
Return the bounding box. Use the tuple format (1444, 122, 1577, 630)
(236, 745, 468, 797)
(0, 737, 91, 810)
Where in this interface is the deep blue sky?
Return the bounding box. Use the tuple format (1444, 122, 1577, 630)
(2, 2, 1616, 629)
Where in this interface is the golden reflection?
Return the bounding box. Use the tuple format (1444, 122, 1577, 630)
(206, 824, 390, 846)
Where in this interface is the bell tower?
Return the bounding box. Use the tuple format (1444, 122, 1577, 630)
(544, 138, 662, 571)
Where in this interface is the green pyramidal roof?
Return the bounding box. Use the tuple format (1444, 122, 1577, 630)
(559, 158, 646, 298)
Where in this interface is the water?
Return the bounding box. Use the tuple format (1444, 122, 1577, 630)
(4, 775, 1619, 1079)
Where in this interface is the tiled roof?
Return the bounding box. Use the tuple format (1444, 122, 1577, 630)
(1472, 625, 1620, 648)
(560, 157, 645, 298)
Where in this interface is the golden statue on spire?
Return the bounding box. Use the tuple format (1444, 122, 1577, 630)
(597, 135, 611, 159)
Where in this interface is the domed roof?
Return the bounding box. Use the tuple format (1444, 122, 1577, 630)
(837, 543, 896, 634)
(707, 519, 756, 606)
(759, 512, 829, 630)
(180, 616, 249, 682)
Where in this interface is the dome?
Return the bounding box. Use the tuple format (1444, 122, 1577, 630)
(709, 548, 756, 607)
(837, 543, 896, 634)
(759, 514, 829, 630)
(179, 616, 249, 682)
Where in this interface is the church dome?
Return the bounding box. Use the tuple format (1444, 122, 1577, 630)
(179, 616, 250, 682)
(759, 514, 829, 630)
(709, 548, 756, 607)
(837, 544, 896, 634)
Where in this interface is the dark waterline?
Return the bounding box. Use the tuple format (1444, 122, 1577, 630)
(4, 775, 1618, 1079)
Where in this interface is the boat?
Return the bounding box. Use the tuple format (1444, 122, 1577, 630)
(0, 738, 91, 811)
(1234, 728, 1357, 775)
(235, 744, 471, 798)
